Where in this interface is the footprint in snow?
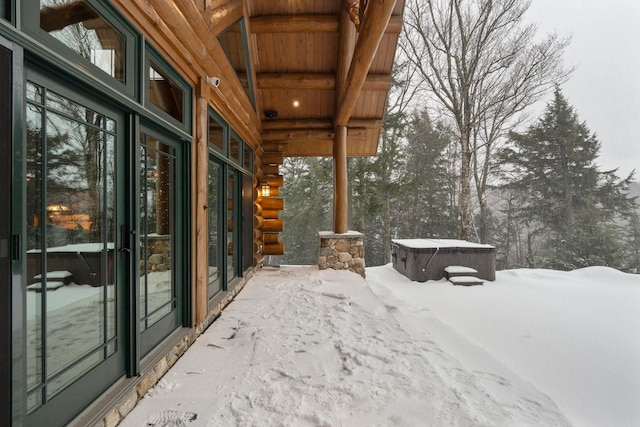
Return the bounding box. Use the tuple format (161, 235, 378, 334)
(144, 410, 197, 427)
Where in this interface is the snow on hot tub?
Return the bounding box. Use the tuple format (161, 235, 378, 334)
(391, 239, 496, 282)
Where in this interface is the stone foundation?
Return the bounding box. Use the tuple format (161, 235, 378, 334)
(317, 231, 366, 278)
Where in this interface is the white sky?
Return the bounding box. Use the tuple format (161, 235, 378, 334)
(526, 0, 640, 178)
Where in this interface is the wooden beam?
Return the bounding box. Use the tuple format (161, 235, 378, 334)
(335, 4, 356, 116)
(263, 128, 368, 144)
(205, 0, 243, 33)
(333, 126, 348, 234)
(250, 15, 339, 33)
(262, 118, 383, 130)
(260, 198, 284, 210)
(263, 242, 285, 255)
(249, 15, 402, 34)
(255, 73, 391, 91)
(335, 0, 398, 126)
(263, 219, 284, 232)
(194, 80, 209, 325)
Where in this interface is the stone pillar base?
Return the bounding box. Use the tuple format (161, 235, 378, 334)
(317, 231, 366, 278)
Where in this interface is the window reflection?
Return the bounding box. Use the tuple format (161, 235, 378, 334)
(208, 159, 222, 299)
(217, 19, 254, 105)
(39, 0, 125, 82)
(208, 112, 225, 153)
(139, 136, 176, 331)
(227, 171, 236, 283)
(25, 82, 117, 410)
(149, 63, 184, 122)
(229, 132, 240, 163)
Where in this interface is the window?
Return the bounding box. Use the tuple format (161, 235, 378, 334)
(39, 0, 125, 83)
(208, 110, 226, 155)
(23, 0, 137, 97)
(243, 143, 253, 172)
(217, 19, 255, 107)
(145, 46, 191, 132)
(229, 131, 241, 164)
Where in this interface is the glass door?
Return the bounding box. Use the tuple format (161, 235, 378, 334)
(208, 157, 223, 300)
(226, 169, 238, 284)
(23, 76, 126, 427)
(138, 129, 185, 355)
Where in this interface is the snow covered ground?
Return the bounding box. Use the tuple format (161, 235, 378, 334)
(120, 264, 640, 427)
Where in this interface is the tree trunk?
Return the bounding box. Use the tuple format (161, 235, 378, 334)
(458, 136, 472, 241)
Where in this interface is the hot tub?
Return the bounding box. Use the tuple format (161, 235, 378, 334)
(391, 239, 496, 282)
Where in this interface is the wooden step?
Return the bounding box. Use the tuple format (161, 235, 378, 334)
(449, 276, 484, 286)
(444, 265, 478, 279)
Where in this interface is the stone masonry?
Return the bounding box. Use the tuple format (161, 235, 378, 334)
(317, 231, 366, 278)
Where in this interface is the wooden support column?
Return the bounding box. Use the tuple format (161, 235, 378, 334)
(333, 125, 348, 234)
(194, 78, 209, 325)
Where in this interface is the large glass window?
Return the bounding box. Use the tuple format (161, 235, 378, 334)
(25, 81, 117, 412)
(139, 135, 177, 332)
(39, 0, 125, 83)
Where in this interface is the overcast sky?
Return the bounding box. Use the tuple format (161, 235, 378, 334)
(526, 0, 640, 179)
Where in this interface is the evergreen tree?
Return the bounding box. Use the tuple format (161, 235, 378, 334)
(396, 109, 458, 239)
(501, 89, 636, 270)
(280, 157, 333, 264)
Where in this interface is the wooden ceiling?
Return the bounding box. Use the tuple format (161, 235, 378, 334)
(245, 0, 405, 157)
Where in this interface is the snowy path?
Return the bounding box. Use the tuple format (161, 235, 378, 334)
(120, 266, 568, 427)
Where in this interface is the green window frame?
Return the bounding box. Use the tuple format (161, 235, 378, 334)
(144, 45, 192, 134)
(20, 0, 138, 99)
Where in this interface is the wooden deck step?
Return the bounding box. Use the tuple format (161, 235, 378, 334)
(448, 275, 484, 286)
(444, 265, 478, 279)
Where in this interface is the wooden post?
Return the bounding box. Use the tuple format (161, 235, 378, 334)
(194, 78, 209, 325)
(333, 126, 348, 234)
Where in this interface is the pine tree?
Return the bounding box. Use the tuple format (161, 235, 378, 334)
(396, 109, 458, 239)
(501, 89, 636, 270)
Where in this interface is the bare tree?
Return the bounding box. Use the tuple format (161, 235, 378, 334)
(402, 0, 571, 241)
